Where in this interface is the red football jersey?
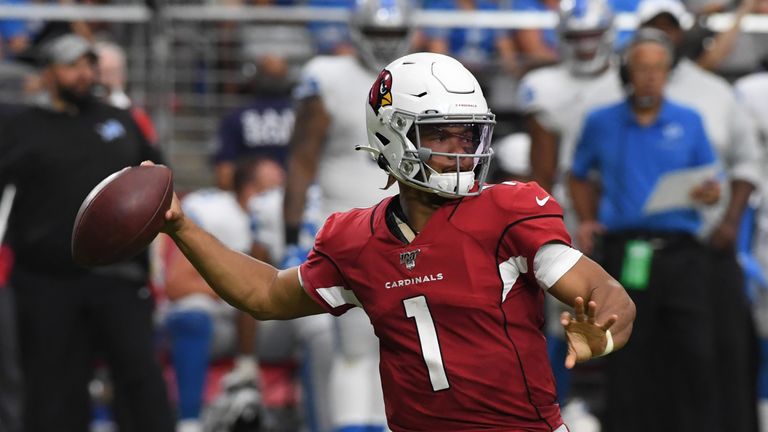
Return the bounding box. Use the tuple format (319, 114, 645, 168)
(300, 182, 571, 431)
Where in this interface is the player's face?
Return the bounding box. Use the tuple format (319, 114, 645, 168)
(562, 30, 605, 61)
(418, 124, 481, 173)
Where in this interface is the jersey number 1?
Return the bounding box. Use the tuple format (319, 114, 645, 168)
(403, 295, 450, 391)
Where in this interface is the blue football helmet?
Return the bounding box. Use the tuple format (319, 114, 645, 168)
(558, 0, 616, 76)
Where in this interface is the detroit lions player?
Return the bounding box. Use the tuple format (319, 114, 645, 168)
(517, 1, 622, 422)
(282, 1, 414, 430)
(518, 0, 623, 222)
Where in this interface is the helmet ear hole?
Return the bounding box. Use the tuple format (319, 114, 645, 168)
(406, 124, 418, 145)
(375, 132, 391, 146)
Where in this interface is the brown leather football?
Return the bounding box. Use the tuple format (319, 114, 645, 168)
(72, 165, 173, 267)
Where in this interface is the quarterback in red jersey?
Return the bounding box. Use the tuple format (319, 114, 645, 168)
(157, 52, 635, 431)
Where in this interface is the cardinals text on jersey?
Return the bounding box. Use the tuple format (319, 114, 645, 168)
(299, 181, 574, 431)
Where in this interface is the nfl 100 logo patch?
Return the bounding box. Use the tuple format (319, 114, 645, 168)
(399, 249, 420, 271)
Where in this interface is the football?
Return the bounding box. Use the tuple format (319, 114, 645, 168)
(72, 165, 174, 267)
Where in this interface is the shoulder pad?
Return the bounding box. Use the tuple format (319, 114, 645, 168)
(313, 206, 375, 258)
(487, 181, 564, 220)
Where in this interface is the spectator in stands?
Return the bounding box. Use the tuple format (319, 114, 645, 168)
(512, 0, 561, 68)
(307, 0, 356, 55)
(94, 40, 158, 144)
(0, 33, 174, 432)
(684, 0, 768, 79)
(640, 1, 763, 429)
(422, 0, 517, 74)
(569, 29, 721, 432)
(213, 53, 295, 190)
(0, 0, 32, 59)
(163, 158, 282, 432)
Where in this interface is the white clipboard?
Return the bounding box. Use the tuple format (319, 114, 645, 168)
(0, 184, 16, 244)
(642, 164, 718, 215)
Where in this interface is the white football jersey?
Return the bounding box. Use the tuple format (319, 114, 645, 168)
(735, 72, 768, 149)
(295, 55, 394, 220)
(181, 189, 251, 253)
(518, 63, 624, 174)
(248, 185, 322, 264)
(734, 72, 768, 271)
(518, 63, 623, 236)
(667, 59, 762, 237)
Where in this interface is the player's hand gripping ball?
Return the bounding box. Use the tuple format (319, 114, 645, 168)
(72, 165, 173, 266)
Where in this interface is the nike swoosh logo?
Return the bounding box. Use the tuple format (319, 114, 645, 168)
(536, 196, 550, 206)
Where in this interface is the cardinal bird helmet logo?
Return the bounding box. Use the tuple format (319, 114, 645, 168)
(369, 69, 393, 115)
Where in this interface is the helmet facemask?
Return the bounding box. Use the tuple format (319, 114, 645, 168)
(558, 0, 616, 76)
(561, 28, 615, 76)
(349, 0, 413, 71)
(385, 111, 495, 198)
(362, 53, 496, 199)
(351, 27, 412, 72)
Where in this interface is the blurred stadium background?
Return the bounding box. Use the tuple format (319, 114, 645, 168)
(1, 1, 764, 190)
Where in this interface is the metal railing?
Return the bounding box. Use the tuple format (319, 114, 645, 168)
(1, 4, 766, 188)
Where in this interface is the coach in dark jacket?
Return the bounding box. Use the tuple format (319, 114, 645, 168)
(0, 34, 173, 432)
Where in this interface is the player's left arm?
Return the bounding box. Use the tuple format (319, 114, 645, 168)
(548, 253, 636, 369)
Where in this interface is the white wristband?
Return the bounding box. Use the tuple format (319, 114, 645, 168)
(596, 330, 614, 357)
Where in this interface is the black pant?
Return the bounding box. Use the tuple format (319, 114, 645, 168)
(599, 233, 718, 432)
(708, 248, 759, 432)
(12, 267, 173, 432)
(0, 285, 22, 432)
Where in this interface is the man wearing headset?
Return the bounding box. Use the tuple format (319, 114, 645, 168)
(570, 29, 721, 432)
(639, 2, 763, 430)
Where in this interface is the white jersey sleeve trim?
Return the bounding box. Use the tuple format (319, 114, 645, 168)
(534, 243, 583, 290)
(316, 285, 362, 309)
(499, 255, 528, 303)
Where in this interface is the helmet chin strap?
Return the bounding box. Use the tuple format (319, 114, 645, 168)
(358, 144, 475, 196)
(417, 147, 475, 195)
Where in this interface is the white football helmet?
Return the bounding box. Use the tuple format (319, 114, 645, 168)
(558, 0, 615, 76)
(359, 52, 495, 198)
(349, 0, 413, 72)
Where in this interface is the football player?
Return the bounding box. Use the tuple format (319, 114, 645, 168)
(154, 52, 635, 431)
(282, 0, 414, 430)
(517, 0, 623, 419)
(518, 0, 622, 225)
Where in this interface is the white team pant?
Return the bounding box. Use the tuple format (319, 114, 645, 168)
(329, 308, 387, 429)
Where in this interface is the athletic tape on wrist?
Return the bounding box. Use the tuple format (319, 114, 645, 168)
(596, 330, 614, 357)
